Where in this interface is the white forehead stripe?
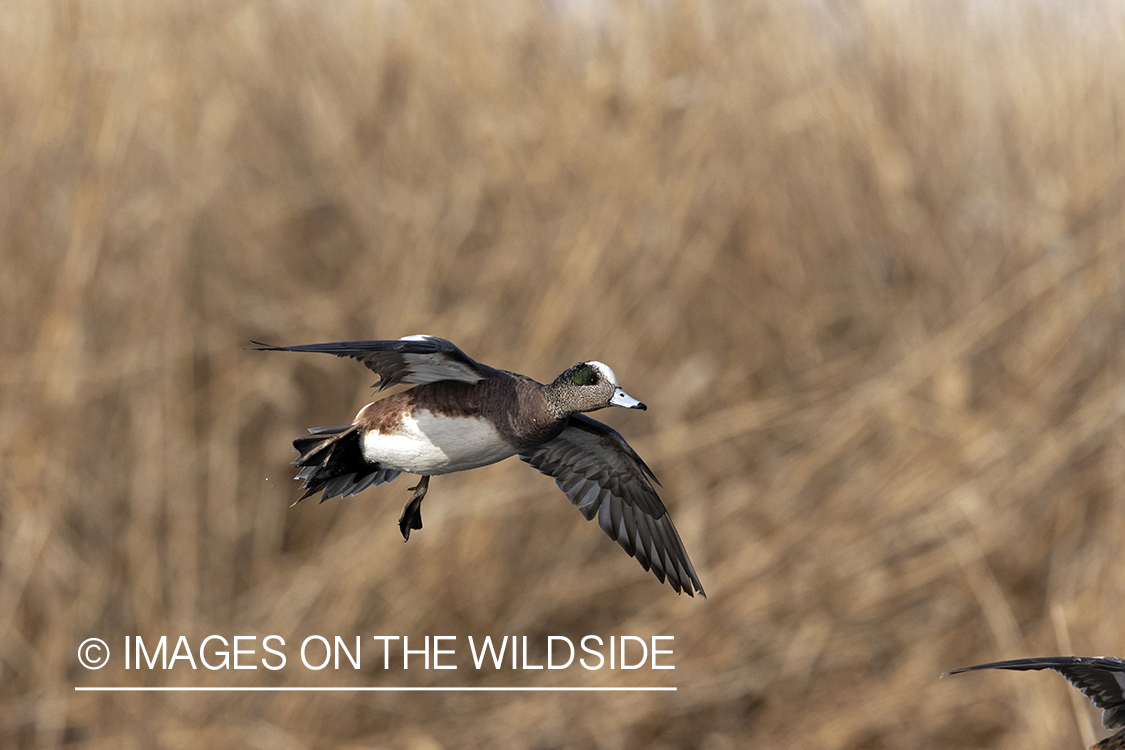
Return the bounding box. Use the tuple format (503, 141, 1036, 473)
(588, 361, 620, 386)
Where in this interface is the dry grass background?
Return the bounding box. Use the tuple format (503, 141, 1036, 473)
(1, 0, 1123, 747)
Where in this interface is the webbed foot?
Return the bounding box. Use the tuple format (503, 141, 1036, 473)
(398, 476, 430, 542)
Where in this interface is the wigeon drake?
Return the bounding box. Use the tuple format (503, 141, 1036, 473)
(253, 335, 705, 597)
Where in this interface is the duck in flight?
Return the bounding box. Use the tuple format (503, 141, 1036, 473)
(252, 335, 705, 597)
(947, 657, 1125, 749)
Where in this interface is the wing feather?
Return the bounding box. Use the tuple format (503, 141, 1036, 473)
(519, 414, 705, 597)
(251, 335, 489, 390)
(949, 656, 1125, 729)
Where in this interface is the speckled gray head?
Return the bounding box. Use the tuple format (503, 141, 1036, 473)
(550, 360, 646, 415)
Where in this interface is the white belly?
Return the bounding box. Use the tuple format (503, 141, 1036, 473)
(362, 409, 516, 475)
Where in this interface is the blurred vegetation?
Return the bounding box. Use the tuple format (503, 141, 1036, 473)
(1, 0, 1123, 747)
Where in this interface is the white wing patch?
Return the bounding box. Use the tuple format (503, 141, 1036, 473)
(363, 410, 515, 475)
(401, 355, 483, 386)
(396, 335, 484, 386)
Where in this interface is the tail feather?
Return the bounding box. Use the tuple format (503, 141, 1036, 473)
(292, 424, 400, 503)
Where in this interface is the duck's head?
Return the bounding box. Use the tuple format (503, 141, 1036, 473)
(547, 361, 646, 416)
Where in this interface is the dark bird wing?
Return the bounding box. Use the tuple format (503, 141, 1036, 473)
(251, 335, 490, 390)
(519, 414, 705, 598)
(948, 656, 1125, 730)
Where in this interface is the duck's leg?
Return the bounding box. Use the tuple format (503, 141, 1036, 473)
(398, 476, 430, 542)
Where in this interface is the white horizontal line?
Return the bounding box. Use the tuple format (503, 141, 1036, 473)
(75, 686, 676, 692)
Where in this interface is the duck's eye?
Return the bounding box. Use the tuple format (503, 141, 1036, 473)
(570, 365, 598, 386)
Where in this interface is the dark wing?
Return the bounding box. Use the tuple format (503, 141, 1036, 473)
(948, 656, 1125, 729)
(519, 414, 705, 597)
(251, 335, 489, 390)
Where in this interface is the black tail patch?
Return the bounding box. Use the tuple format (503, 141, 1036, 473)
(292, 424, 401, 503)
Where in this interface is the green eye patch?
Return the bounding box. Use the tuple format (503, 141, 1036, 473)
(570, 365, 597, 386)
